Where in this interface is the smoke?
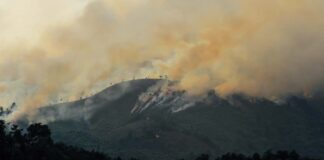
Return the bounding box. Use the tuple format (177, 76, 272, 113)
(132, 80, 199, 114)
(0, 0, 323, 121)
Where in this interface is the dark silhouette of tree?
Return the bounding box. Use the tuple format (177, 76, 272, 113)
(0, 119, 320, 160)
(0, 119, 111, 160)
(196, 154, 209, 160)
(0, 107, 4, 116)
(205, 151, 317, 160)
(252, 153, 261, 160)
(289, 150, 300, 160)
(263, 150, 275, 160)
(114, 157, 122, 160)
(27, 123, 52, 145)
(276, 150, 290, 160)
(0, 120, 7, 158)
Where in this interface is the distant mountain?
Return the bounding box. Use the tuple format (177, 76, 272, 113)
(29, 79, 324, 160)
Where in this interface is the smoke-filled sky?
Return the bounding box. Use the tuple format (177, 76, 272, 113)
(0, 0, 323, 120)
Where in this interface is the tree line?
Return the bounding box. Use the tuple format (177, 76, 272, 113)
(193, 151, 319, 160)
(0, 119, 320, 160)
(0, 119, 107, 160)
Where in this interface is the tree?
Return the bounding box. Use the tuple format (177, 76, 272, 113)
(263, 150, 275, 160)
(0, 107, 4, 116)
(0, 120, 111, 160)
(289, 150, 300, 160)
(276, 150, 290, 160)
(27, 123, 52, 144)
(252, 153, 261, 160)
(0, 120, 7, 157)
(196, 154, 209, 160)
(10, 124, 25, 150)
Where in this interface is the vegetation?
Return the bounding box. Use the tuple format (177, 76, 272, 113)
(0, 119, 108, 160)
(195, 151, 319, 160)
(0, 119, 320, 160)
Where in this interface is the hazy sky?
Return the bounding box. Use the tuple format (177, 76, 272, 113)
(0, 0, 323, 120)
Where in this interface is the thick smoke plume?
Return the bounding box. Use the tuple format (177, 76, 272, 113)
(0, 0, 323, 121)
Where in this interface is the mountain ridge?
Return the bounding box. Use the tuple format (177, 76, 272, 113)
(24, 79, 324, 160)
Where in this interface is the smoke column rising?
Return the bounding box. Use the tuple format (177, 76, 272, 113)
(0, 0, 323, 121)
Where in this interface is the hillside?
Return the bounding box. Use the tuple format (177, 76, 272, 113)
(33, 79, 324, 160)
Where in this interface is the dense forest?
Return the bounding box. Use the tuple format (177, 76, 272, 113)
(0, 119, 320, 160)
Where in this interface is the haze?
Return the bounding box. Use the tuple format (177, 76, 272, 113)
(0, 0, 323, 120)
